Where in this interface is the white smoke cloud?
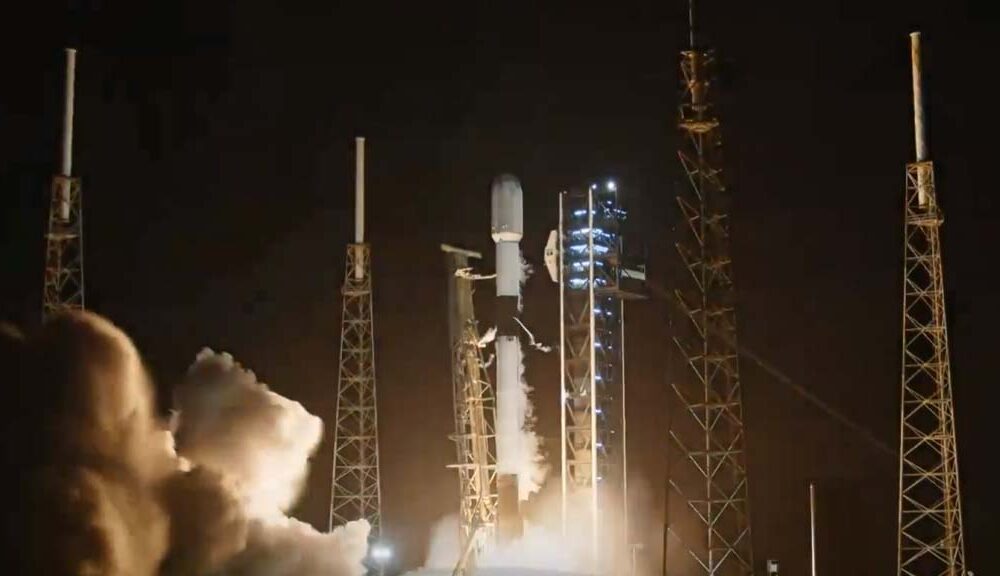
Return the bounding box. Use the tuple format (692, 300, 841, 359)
(514, 317, 553, 353)
(515, 340, 548, 501)
(408, 486, 594, 576)
(224, 517, 371, 576)
(477, 326, 498, 348)
(9, 312, 368, 576)
(174, 349, 324, 517)
(173, 348, 370, 575)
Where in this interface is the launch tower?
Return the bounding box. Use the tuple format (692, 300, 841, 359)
(442, 244, 499, 575)
(558, 182, 640, 571)
(43, 48, 84, 321)
(895, 32, 967, 576)
(664, 4, 754, 574)
(329, 138, 384, 550)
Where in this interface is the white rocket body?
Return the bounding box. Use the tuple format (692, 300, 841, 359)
(491, 174, 525, 541)
(491, 175, 524, 475)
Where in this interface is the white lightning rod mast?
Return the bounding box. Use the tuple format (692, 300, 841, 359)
(810, 483, 817, 576)
(910, 32, 927, 163)
(61, 48, 76, 178)
(354, 136, 365, 279)
(57, 48, 77, 222)
(910, 32, 931, 207)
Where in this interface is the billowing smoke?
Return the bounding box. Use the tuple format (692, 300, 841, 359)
(175, 348, 370, 576)
(5, 312, 368, 575)
(513, 340, 547, 501)
(409, 484, 595, 576)
(175, 349, 324, 518)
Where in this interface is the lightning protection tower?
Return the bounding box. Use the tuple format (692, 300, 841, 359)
(329, 138, 384, 549)
(896, 32, 966, 576)
(664, 3, 754, 574)
(559, 181, 642, 573)
(442, 244, 499, 576)
(43, 48, 84, 321)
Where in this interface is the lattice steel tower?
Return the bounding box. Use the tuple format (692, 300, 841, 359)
(329, 137, 384, 543)
(896, 32, 966, 576)
(43, 48, 84, 321)
(664, 3, 753, 574)
(559, 182, 641, 573)
(441, 244, 499, 576)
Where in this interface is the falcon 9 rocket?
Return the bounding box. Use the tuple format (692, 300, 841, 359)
(491, 174, 525, 541)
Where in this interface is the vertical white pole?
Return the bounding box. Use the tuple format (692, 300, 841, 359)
(587, 189, 599, 572)
(910, 33, 927, 163)
(909, 32, 932, 208)
(354, 137, 365, 279)
(355, 136, 365, 243)
(58, 48, 77, 223)
(620, 297, 629, 560)
(810, 483, 818, 576)
(559, 192, 568, 537)
(61, 48, 77, 178)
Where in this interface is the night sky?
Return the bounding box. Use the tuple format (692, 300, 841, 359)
(2, 1, 997, 574)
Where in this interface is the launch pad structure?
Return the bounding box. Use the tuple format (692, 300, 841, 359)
(895, 32, 967, 576)
(664, 8, 754, 575)
(43, 48, 84, 321)
(558, 183, 642, 572)
(441, 244, 499, 576)
(329, 138, 385, 554)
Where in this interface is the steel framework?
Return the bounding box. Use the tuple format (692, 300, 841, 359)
(442, 245, 499, 576)
(43, 175, 84, 320)
(896, 32, 966, 576)
(665, 45, 754, 575)
(329, 243, 383, 539)
(43, 48, 83, 321)
(559, 185, 630, 572)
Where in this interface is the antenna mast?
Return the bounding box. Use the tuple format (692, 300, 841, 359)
(665, 0, 755, 572)
(810, 483, 818, 576)
(330, 138, 385, 569)
(43, 48, 85, 320)
(895, 32, 967, 576)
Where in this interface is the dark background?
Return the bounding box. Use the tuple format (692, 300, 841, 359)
(1, 1, 996, 574)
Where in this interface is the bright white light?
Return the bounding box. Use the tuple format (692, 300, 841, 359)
(371, 544, 392, 562)
(607, 180, 617, 191)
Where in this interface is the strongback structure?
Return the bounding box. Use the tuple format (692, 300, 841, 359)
(896, 32, 966, 576)
(329, 138, 384, 546)
(665, 10, 754, 575)
(559, 183, 635, 572)
(442, 244, 499, 576)
(43, 48, 84, 321)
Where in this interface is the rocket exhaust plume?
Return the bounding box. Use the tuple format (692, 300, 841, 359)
(4, 312, 369, 575)
(409, 477, 659, 576)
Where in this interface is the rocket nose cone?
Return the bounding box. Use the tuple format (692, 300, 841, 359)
(491, 174, 524, 242)
(491, 174, 523, 200)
